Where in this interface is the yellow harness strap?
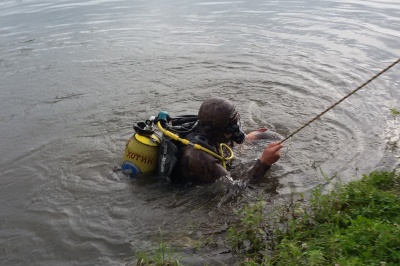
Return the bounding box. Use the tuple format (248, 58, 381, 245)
(157, 121, 234, 169)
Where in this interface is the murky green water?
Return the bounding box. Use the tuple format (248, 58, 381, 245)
(1, 0, 399, 265)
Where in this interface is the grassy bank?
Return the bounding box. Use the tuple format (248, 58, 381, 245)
(229, 170, 400, 265)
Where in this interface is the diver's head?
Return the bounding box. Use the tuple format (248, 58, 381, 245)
(198, 97, 246, 144)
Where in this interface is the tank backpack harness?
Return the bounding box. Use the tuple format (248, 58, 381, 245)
(120, 111, 234, 179)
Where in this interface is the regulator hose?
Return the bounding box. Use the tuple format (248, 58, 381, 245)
(157, 121, 234, 168)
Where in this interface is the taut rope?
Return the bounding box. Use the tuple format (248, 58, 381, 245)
(279, 58, 400, 144)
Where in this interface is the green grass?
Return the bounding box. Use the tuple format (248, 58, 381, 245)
(229, 170, 400, 265)
(134, 233, 182, 266)
(134, 171, 400, 265)
(390, 107, 400, 118)
(227, 199, 268, 261)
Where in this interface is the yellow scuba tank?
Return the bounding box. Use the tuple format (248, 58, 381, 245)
(121, 120, 161, 177)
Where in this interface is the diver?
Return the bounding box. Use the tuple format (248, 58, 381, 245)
(121, 97, 283, 184)
(173, 97, 283, 184)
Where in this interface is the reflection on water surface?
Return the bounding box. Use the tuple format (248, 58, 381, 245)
(0, 0, 399, 265)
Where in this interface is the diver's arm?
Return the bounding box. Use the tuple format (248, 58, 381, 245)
(247, 160, 272, 183)
(246, 142, 283, 183)
(181, 146, 228, 182)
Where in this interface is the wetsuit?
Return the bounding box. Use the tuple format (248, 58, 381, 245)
(179, 132, 271, 183)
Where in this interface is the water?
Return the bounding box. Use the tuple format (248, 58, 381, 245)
(1, 0, 399, 265)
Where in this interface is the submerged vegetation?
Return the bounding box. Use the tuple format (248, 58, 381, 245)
(390, 107, 400, 118)
(133, 171, 400, 265)
(135, 235, 181, 266)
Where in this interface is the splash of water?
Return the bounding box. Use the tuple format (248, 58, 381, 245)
(214, 175, 249, 208)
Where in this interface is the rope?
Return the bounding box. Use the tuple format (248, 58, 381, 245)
(279, 58, 400, 144)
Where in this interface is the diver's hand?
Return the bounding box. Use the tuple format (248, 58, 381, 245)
(259, 142, 283, 165)
(245, 127, 268, 141)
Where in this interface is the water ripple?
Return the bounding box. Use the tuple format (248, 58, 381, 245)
(1, 0, 400, 265)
